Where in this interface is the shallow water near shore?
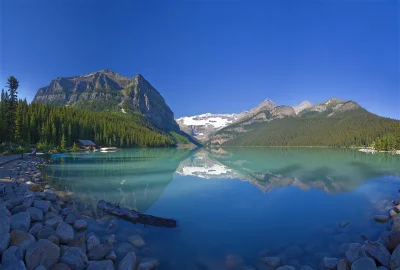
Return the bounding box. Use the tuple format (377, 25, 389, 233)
(43, 148, 400, 269)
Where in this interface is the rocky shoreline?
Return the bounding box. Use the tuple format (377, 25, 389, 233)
(0, 156, 159, 270)
(2, 156, 400, 270)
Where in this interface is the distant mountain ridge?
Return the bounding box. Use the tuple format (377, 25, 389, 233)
(33, 69, 179, 131)
(208, 98, 398, 147)
(177, 98, 361, 141)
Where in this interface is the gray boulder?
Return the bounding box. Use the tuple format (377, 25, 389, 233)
(33, 200, 51, 213)
(137, 258, 159, 270)
(86, 234, 100, 251)
(73, 220, 87, 231)
(11, 205, 27, 215)
(0, 202, 11, 232)
(260, 257, 281, 268)
(1, 246, 23, 266)
(37, 226, 57, 240)
(276, 267, 295, 270)
(68, 235, 86, 254)
(118, 252, 137, 270)
(29, 223, 43, 238)
(25, 239, 60, 270)
(26, 207, 43, 222)
(56, 222, 74, 244)
(346, 243, 366, 264)
(364, 242, 390, 268)
(2, 260, 27, 270)
(9, 230, 36, 251)
(105, 251, 117, 262)
(322, 257, 338, 270)
(22, 198, 34, 209)
(44, 211, 58, 221)
(45, 216, 63, 227)
(11, 212, 31, 232)
(64, 212, 81, 225)
(87, 244, 111, 261)
(87, 260, 114, 270)
(391, 244, 400, 269)
(351, 257, 377, 270)
(60, 247, 89, 270)
(51, 263, 72, 270)
(128, 235, 145, 248)
(0, 232, 10, 254)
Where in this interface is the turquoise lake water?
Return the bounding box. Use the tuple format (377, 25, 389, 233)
(44, 148, 400, 269)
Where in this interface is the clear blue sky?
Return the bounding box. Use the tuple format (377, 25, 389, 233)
(1, 0, 399, 119)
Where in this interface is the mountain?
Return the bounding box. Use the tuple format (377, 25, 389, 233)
(208, 98, 399, 147)
(176, 113, 246, 141)
(293, 100, 312, 114)
(33, 69, 179, 131)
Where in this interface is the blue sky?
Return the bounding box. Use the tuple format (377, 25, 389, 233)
(0, 0, 398, 119)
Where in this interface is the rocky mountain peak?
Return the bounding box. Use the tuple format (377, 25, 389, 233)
(293, 100, 312, 114)
(33, 70, 179, 131)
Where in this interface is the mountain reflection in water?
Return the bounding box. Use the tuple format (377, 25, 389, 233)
(44, 147, 400, 269)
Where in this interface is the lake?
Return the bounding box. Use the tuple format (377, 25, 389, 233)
(43, 148, 400, 269)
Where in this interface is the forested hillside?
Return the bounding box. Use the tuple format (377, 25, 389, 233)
(221, 110, 400, 148)
(0, 76, 189, 150)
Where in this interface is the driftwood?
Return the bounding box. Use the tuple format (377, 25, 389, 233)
(97, 200, 177, 228)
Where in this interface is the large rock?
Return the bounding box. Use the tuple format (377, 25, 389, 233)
(37, 226, 57, 239)
(351, 257, 377, 270)
(51, 263, 72, 270)
(29, 223, 43, 238)
(2, 260, 27, 270)
(345, 243, 366, 264)
(118, 252, 137, 270)
(137, 258, 159, 270)
(337, 259, 349, 270)
(9, 230, 36, 251)
(25, 239, 60, 270)
(64, 212, 81, 225)
(73, 220, 87, 231)
(11, 212, 31, 232)
(373, 215, 389, 223)
(6, 198, 24, 208)
(322, 257, 338, 269)
(300, 266, 314, 270)
(86, 234, 100, 251)
(260, 257, 281, 268)
(87, 244, 111, 261)
(33, 200, 51, 213)
(103, 234, 116, 246)
(26, 207, 43, 222)
(364, 242, 390, 268)
(391, 244, 400, 269)
(276, 267, 295, 270)
(1, 246, 24, 266)
(68, 235, 86, 254)
(0, 202, 11, 231)
(44, 212, 58, 221)
(22, 198, 34, 209)
(106, 251, 117, 262)
(87, 260, 114, 270)
(56, 222, 74, 244)
(128, 235, 145, 248)
(60, 247, 89, 270)
(45, 216, 63, 227)
(0, 232, 10, 254)
(11, 205, 28, 215)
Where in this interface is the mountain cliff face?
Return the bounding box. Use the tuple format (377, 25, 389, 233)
(33, 70, 179, 131)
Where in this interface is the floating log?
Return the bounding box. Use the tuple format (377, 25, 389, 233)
(97, 200, 177, 228)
